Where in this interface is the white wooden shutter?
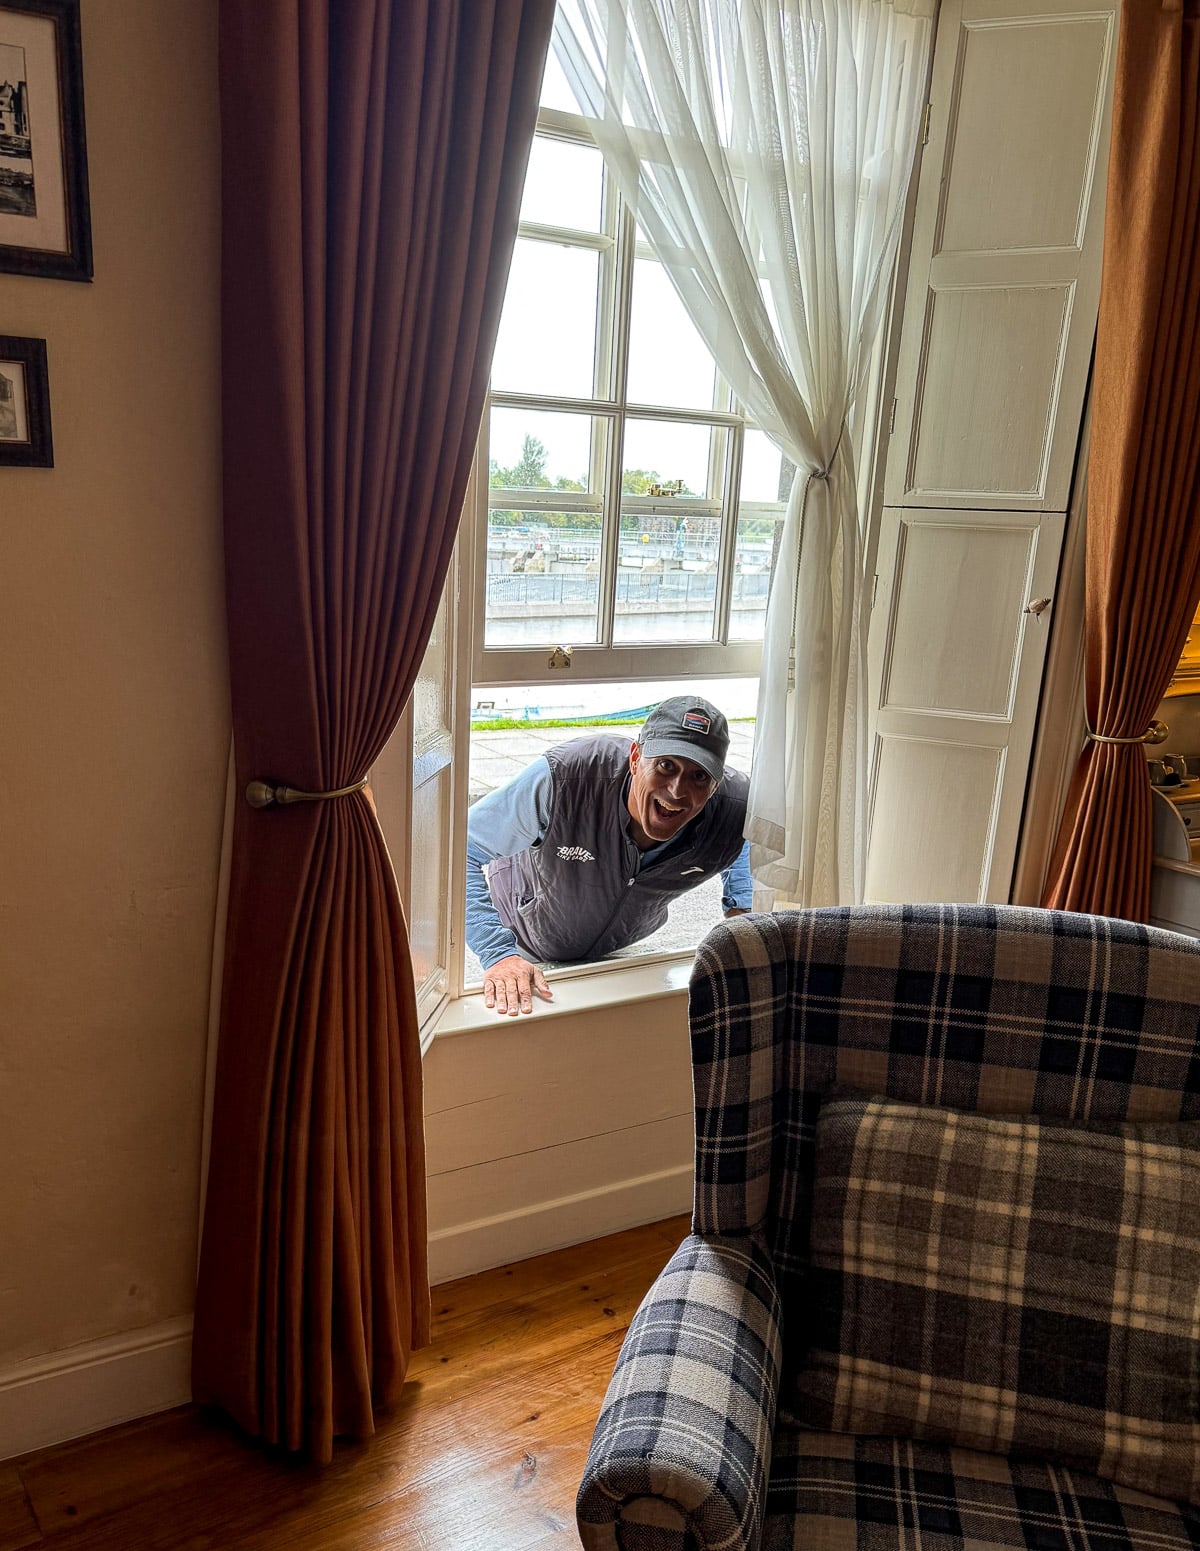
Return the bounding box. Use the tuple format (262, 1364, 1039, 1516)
(865, 0, 1116, 904)
(407, 560, 458, 1023)
(372, 532, 466, 1032)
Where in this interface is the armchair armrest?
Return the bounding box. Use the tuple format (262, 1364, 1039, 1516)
(577, 1232, 783, 1551)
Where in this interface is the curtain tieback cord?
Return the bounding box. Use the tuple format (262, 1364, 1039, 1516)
(1084, 721, 1169, 746)
(245, 777, 369, 808)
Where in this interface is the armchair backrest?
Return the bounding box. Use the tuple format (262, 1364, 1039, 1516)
(688, 905, 1200, 1293)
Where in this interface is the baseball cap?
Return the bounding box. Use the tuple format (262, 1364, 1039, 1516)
(638, 695, 730, 785)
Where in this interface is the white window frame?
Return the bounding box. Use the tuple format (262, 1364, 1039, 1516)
(473, 106, 777, 690)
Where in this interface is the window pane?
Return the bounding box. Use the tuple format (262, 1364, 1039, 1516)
(539, 43, 579, 113)
(614, 510, 718, 644)
(486, 409, 606, 649)
(520, 135, 604, 233)
(482, 512, 605, 647)
(626, 254, 718, 411)
(740, 429, 795, 504)
(488, 405, 601, 493)
(622, 418, 723, 501)
(729, 513, 780, 641)
(491, 239, 600, 398)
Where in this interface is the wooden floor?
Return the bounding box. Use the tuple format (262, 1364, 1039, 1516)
(0, 1217, 687, 1551)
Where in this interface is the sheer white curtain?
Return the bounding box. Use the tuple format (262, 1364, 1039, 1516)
(553, 0, 932, 904)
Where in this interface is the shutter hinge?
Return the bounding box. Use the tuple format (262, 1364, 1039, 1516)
(871, 573, 879, 608)
(921, 101, 932, 147)
(888, 397, 897, 436)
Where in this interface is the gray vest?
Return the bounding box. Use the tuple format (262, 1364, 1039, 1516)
(486, 736, 749, 963)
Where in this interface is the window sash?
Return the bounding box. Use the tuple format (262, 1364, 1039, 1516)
(478, 115, 779, 684)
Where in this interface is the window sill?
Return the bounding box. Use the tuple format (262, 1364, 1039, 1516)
(425, 953, 694, 1045)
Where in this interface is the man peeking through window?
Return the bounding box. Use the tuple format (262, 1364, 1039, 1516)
(466, 696, 751, 1014)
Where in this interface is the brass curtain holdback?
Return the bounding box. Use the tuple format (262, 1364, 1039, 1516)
(245, 777, 369, 808)
(1084, 721, 1169, 746)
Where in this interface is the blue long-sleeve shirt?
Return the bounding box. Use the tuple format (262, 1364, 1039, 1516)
(466, 756, 752, 970)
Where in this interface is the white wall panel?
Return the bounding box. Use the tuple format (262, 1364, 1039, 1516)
(885, 0, 1115, 512)
(867, 736, 1004, 903)
(909, 284, 1072, 500)
(938, 15, 1112, 256)
(424, 995, 694, 1283)
(883, 519, 1035, 717)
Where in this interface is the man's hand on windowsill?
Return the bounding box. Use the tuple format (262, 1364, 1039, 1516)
(724, 907, 751, 918)
(482, 953, 553, 1016)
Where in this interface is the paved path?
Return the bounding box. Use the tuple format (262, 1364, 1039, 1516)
(464, 721, 756, 983)
(468, 721, 755, 805)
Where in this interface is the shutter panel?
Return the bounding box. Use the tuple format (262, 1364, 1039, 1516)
(866, 0, 1116, 904)
(373, 534, 465, 1032)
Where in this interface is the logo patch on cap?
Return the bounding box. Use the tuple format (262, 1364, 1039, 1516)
(682, 709, 711, 734)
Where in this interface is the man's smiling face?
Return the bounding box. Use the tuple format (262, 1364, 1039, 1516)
(625, 742, 719, 849)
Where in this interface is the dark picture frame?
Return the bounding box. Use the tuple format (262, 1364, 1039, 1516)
(0, 0, 91, 281)
(0, 334, 52, 464)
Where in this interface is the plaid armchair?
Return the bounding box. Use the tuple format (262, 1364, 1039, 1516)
(576, 905, 1200, 1551)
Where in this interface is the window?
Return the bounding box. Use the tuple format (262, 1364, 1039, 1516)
(381, 7, 982, 1029)
(382, 37, 918, 1028)
(431, 77, 789, 996)
(473, 98, 791, 693)
(388, 49, 891, 1025)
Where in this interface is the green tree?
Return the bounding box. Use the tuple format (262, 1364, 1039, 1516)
(489, 433, 551, 490)
(545, 474, 589, 530)
(489, 435, 595, 530)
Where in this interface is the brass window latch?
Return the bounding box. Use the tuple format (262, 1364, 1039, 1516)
(548, 645, 573, 669)
(648, 480, 683, 498)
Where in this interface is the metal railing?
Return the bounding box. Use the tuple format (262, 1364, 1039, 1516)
(484, 569, 770, 616)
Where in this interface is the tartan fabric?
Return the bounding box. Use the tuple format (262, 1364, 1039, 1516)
(795, 1095, 1200, 1502)
(577, 1232, 784, 1551)
(761, 1428, 1200, 1551)
(581, 907, 1200, 1551)
(690, 907, 1200, 1303)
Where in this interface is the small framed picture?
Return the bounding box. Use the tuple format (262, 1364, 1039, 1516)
(0, 335, 52, 464)
(0, 0, 91, 281)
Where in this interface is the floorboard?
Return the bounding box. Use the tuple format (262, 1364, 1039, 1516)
(12, 1216, 689, 1550)
(0, 1467, 40, 1551)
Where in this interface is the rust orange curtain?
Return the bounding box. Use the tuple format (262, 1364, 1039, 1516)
(192, 0, 553, 1459)
(1043, 0, 1200, 919)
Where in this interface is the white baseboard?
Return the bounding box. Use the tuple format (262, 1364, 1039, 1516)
(0, 1316, 192, 1462)
(0, 1169, 692, 1457)
(428, 1162, 693, 1286)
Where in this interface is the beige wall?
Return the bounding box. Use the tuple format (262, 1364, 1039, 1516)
(0, 0, 226, 1365)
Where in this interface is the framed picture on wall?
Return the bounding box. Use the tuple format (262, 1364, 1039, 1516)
(0, 0, 91, 281)
(0, 335, 52, 464)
